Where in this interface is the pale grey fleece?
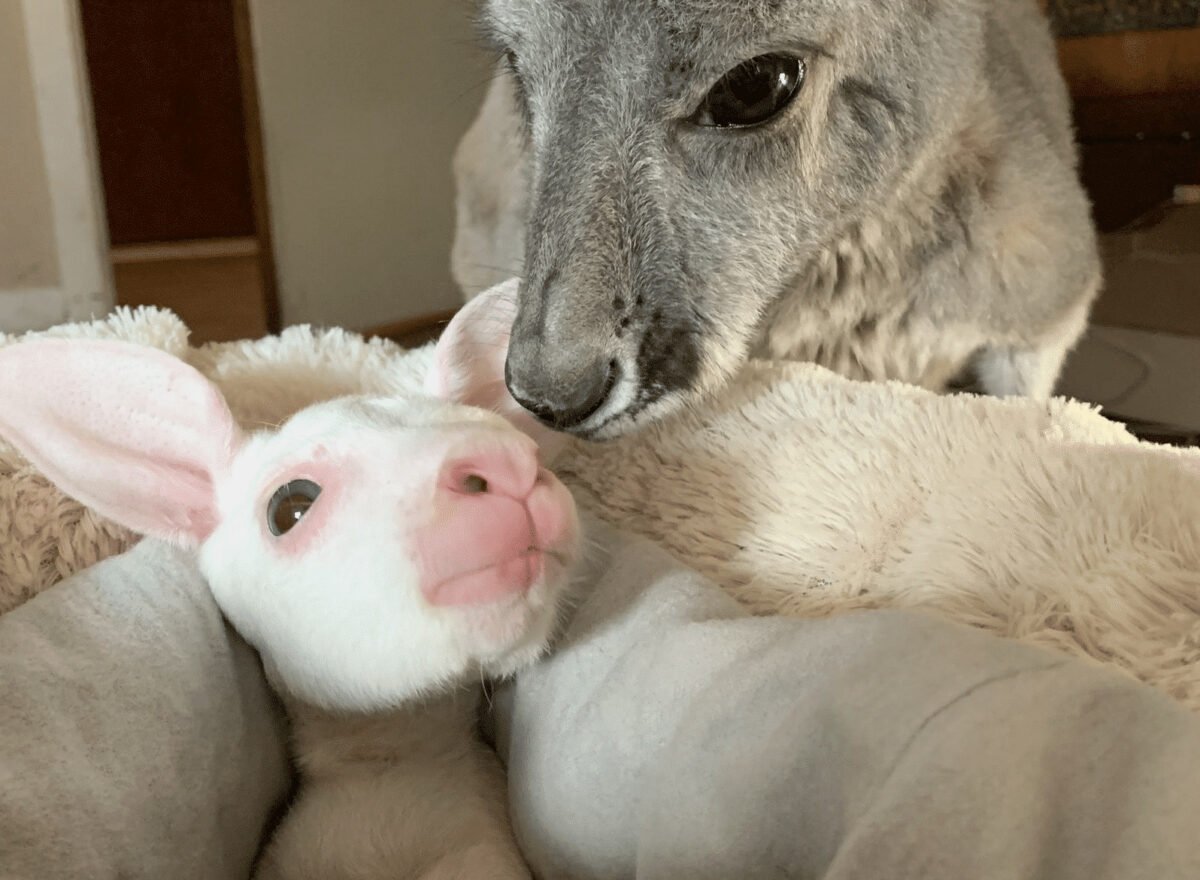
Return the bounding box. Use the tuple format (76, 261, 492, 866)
(489, 516, 1200, 880)
(2, 526, 1198, 879)
(0, 539, 291, 880)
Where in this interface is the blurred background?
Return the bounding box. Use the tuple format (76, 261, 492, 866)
(2, 0, 491, 346)
(0, 0, 1197, 434)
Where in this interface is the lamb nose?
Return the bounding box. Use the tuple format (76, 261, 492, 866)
(506, 357, 617, 431)
(440, 444, 538, 501)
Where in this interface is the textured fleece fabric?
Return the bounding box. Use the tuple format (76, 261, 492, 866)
(0, 539, 291, 880)
(490, 516, 1200, 880)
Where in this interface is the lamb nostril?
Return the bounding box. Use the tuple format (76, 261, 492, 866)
(442, 446, 539, 500)
(461, 474, 489, 494)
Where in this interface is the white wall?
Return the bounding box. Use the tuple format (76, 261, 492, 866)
(0, 1, 59, 291)
(248, 0, 494, 331)
(0, 0, 112, 334)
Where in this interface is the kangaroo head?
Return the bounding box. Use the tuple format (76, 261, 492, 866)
(477, 0, 985, 437)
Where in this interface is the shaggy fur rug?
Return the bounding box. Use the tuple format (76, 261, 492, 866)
(2, 307, 1198, 709)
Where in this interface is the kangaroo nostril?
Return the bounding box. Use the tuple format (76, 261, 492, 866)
(511, 393, 557, 426)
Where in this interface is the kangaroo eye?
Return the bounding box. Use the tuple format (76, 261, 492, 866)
(502, 49, 532, 130)
(690, 54, 805, 129)
(267, 479, 322, 536)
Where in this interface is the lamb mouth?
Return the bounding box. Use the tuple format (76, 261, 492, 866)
(425, 548, 545, 607)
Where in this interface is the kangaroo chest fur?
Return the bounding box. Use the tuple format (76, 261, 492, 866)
(754, 219, 980, 392)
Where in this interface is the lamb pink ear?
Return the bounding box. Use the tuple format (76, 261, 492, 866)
(428, 278, 568, 460)
(0, 339, 241, 545)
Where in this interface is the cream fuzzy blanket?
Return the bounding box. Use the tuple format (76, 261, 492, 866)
(3, 308, 1198, 709)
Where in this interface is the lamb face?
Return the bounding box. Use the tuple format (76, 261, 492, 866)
(202, 395, 581, 713)
(0, 304, 582, 717)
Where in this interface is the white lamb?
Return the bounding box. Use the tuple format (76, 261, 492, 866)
(0, 292, 581, 879)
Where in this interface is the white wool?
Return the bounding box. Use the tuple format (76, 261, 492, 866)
(2, 307, 1197, 711)
(557, 364, 1200, 710)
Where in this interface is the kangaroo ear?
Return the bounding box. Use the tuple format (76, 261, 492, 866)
(429, 278, 568, 460)
(0, 340, 241, 545)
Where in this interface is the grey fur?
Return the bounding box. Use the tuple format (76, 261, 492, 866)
(452, 0, 1100, 438)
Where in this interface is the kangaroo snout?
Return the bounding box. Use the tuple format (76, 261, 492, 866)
(505, 349, 616, 432)
(415, 441, 574, 608)
(503, 281, 620, 431)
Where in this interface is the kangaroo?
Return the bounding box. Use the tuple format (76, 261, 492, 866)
(451, 0, 1100, 439)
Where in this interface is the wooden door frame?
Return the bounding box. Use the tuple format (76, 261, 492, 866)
(231, 0, 282, 335)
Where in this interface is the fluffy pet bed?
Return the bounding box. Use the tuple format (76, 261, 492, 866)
(2, 306, 1197, 709)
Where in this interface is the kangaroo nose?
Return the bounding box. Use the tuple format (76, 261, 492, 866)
(505, 357, 616, 431)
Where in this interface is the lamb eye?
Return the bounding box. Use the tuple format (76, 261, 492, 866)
(267, 479, 322, 536)
(690, 54, 805, 129)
